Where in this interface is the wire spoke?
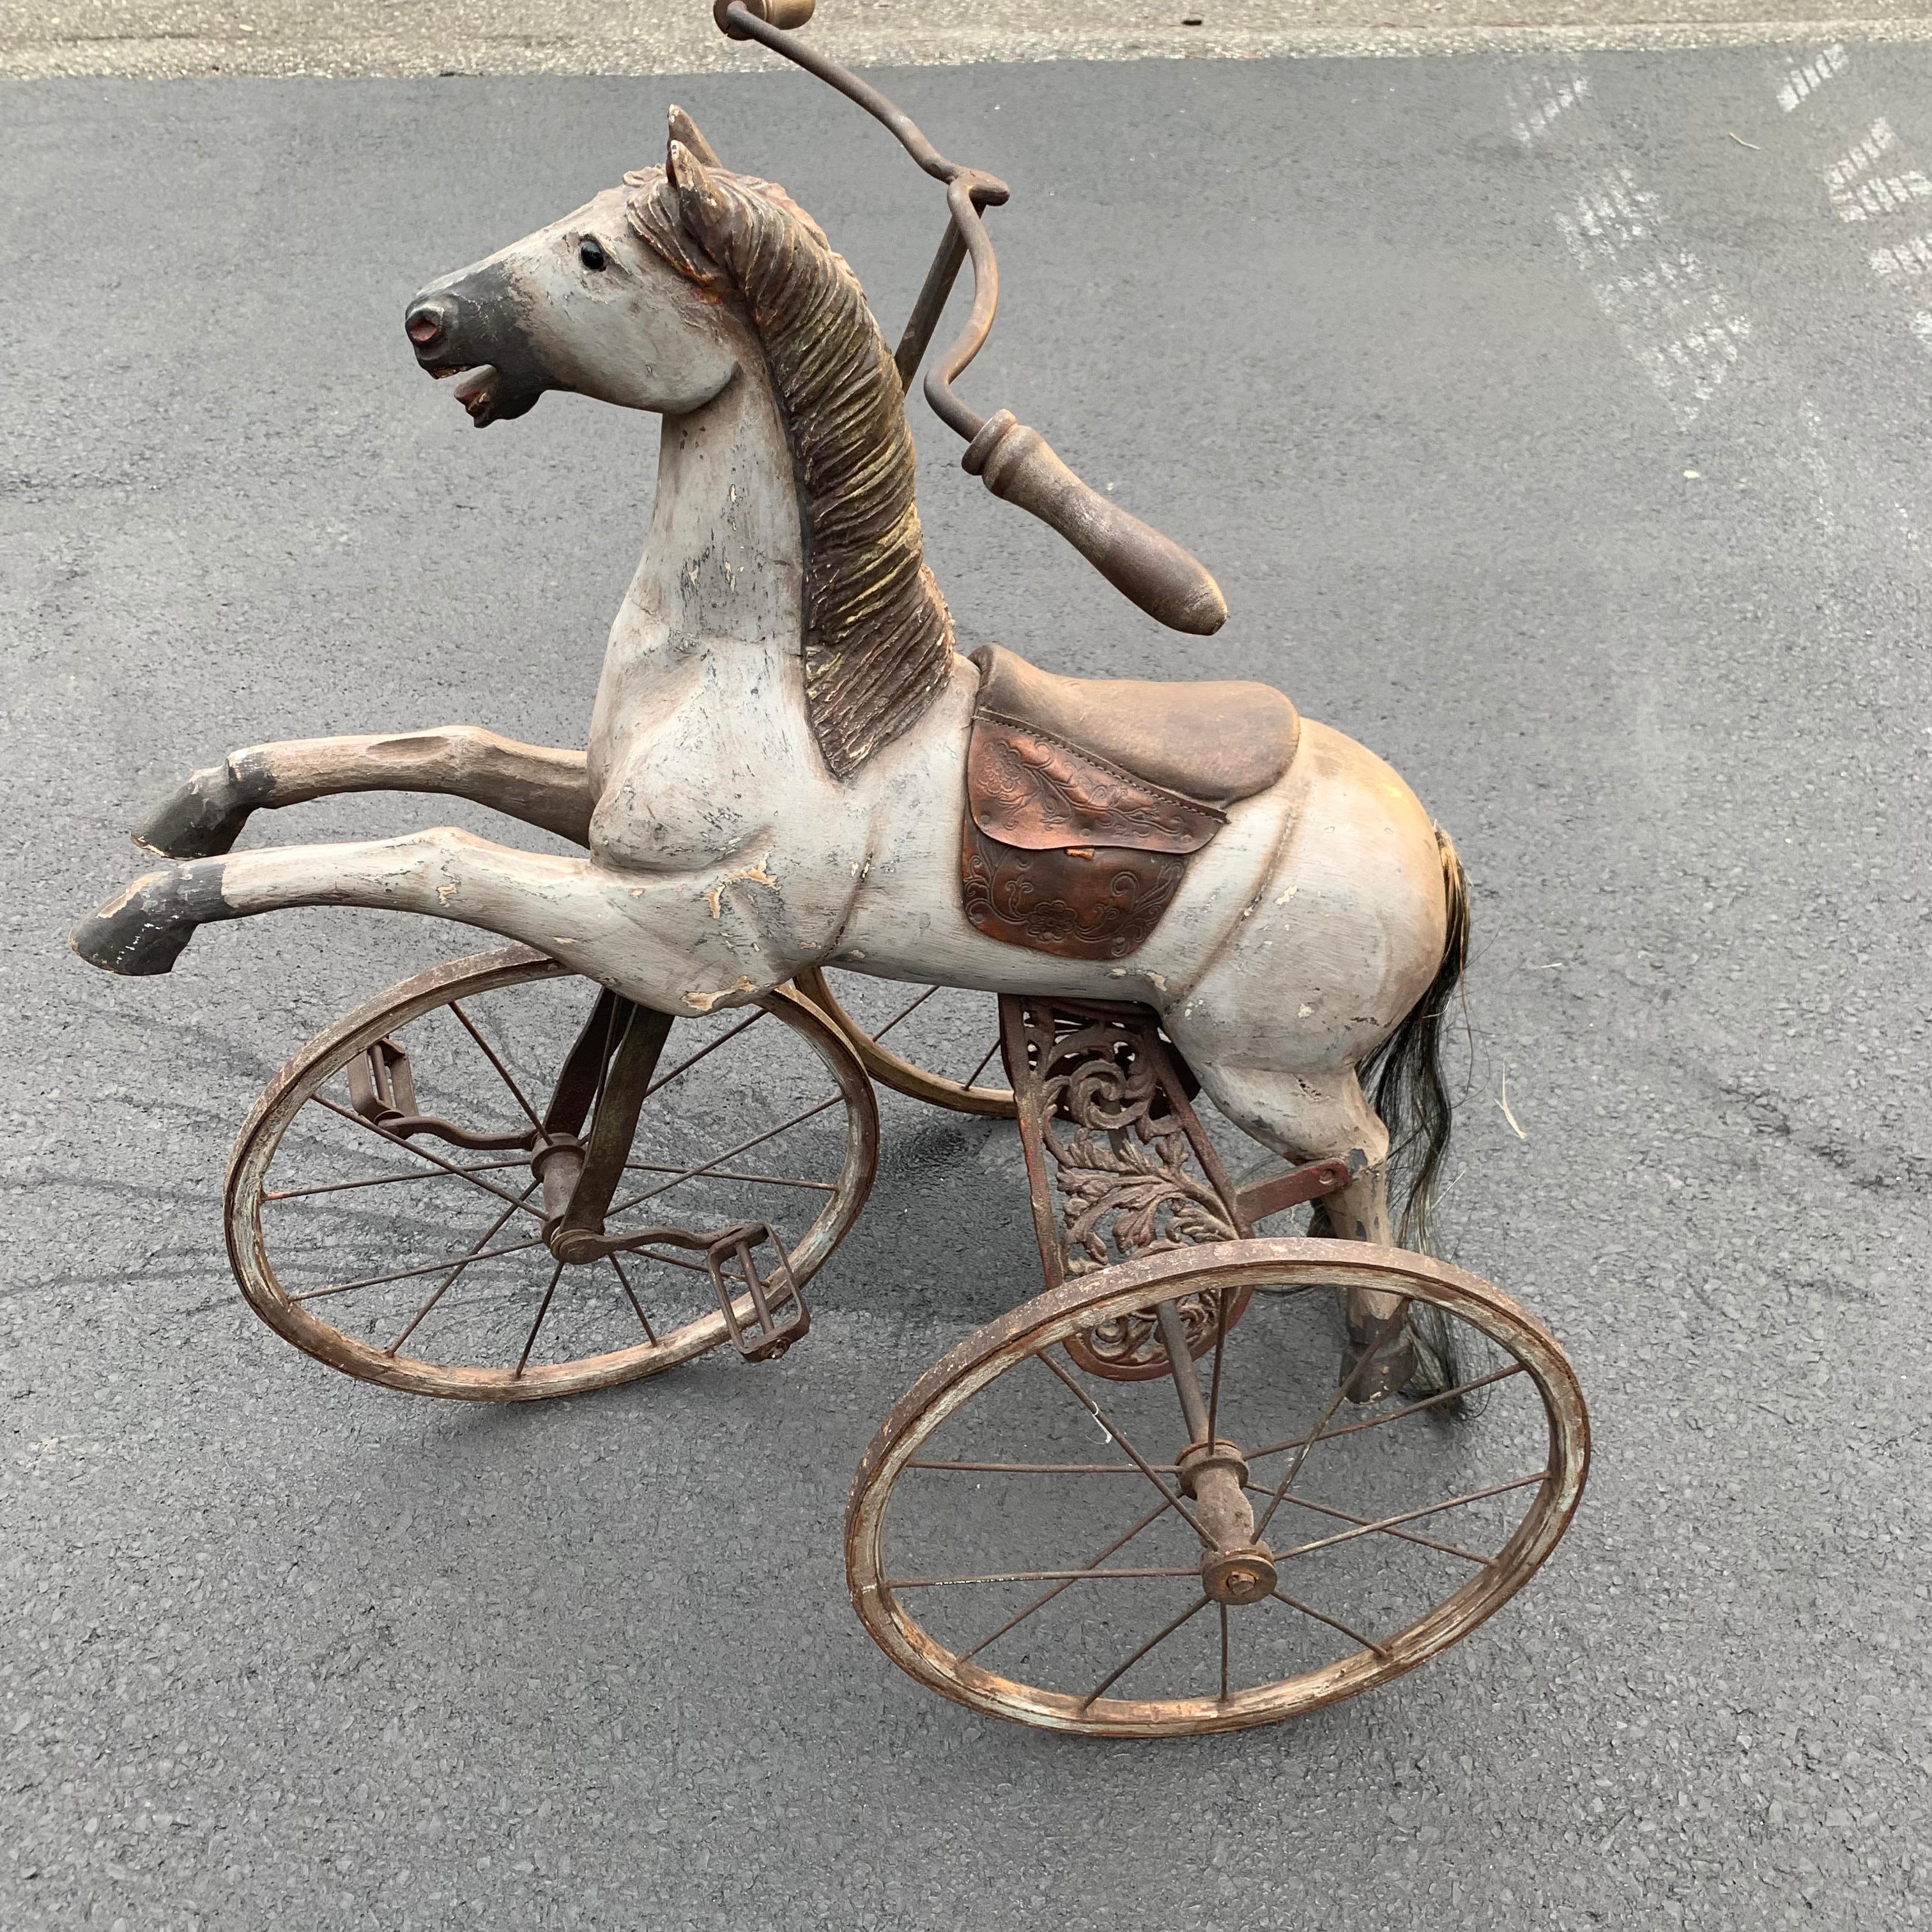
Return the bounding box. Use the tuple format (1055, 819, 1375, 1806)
(290, 1233, 550, 1301)
(1082, 1594, 1212, 1708)
(961, 1035, 1004, 1091)
(1273, 1472, 1549, 1563)
(1245, 1361, 1527, 1463)
(1252, 1378, 1351, 1543)
(514, 1257, 569, 1375)
(1250, 1489, 1494, 1565)
(309, 1094, 543, 1218)
(605, 1096, 842, 1221)
(887, 1566, 1199, 1589)
(870, 984, 940, 1043)
(908, 1459, 1168, 1475)
(447, 999, 544, 1130)
(643, 1008, 766, 1101)
(1036, 1350, 1207, 1545)
(1267, 1588, 1388, 1657)
(1218, 1604, 1231, 1703)
(1204, 1284, 1230, 1450)
(956, 1496, 1177, 1664)
(608, 1254, 657, 1342)
(1254, 1300, 1409, 1542)
(386, 1183, 539, 1355)
(266, 1157, 528, 1202)
(621, 1160, 832, 1193)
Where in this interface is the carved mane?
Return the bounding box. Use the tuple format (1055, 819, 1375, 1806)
(626, 150, 956, 781)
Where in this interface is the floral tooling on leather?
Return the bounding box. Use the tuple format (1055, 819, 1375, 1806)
(961, 715, 1225, 961)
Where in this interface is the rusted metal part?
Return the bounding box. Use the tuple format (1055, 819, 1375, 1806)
(226, 951, 878, 1403)
(893, 218, 970, 394)
(706, 1224, 809, 1360)
(349, 1038, 537, 1151)
(968, 716, 1225, 854)
(791, 967, 1017, 1118)
(1232, 1155, 1354, 1226)
(552, 1002, 674, 1242)
(999, 993, 1254, 1379)
(844, 1238, 1593, 1736)
(713, 0, 1227, 638)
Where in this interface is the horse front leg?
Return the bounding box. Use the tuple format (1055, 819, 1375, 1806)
(70, 828, 710, 1006)
(132, 728, 594, 858)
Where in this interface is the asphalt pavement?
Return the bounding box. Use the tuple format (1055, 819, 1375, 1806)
(4, 37, 1930, 1932)
(10, 0, 1932, 77)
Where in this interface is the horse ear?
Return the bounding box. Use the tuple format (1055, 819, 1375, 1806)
(667, 105, 723, 171)
(667, 139, 732, 240)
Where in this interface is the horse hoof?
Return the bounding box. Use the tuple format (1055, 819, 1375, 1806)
(1340, 1318, 1416, 1405)
(131, 756, 270, 859)
(69, 862, 230, 976)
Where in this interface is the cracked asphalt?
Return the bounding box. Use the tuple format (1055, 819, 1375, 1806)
(3, 35, 1929, 1932)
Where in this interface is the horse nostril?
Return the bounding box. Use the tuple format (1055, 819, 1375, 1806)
(404, 296, 454, 349)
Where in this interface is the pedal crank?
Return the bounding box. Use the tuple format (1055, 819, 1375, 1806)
(348, 1036, 537, 1152)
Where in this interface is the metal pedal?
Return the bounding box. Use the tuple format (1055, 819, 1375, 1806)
(347, 1036, 417, 1127)
(705, 1224, 809, 1362)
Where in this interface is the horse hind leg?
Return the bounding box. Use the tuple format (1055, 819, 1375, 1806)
(133, 728, 593, 859)
(1194, 1062, 1418, 1401)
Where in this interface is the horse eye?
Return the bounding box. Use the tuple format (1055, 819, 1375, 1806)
(579, 237, 608, 272)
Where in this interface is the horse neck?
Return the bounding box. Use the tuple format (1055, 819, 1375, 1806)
(603, 364, 803, 679)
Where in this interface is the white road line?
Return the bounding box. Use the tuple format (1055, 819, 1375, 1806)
(1777, 41, 1849, 112)
(1823, 118, 1932, 222)
(1869, 233, 1932, 282)
(1506, 54, 1590, 147)
(1553, 166, 1753, 428)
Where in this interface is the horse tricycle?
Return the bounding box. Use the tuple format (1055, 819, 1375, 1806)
(72, 0, 1587, 1736)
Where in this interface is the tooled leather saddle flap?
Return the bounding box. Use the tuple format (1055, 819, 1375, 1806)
(967, 713, 1226, 855)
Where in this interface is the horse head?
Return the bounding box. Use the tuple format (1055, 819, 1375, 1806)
(402, 109, 757, 427)
(404, 107, 955, 779)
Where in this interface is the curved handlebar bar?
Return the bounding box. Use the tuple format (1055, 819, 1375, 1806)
(715, 0, 1228, 637)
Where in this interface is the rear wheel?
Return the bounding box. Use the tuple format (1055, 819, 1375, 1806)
(847, 1239, 1589, 1735)
(793, 967, 1015, 1117)
(227, 947, 878, 1400)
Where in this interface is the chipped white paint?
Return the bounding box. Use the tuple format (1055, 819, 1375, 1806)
(1823, 119, 1932, 222)
(1777, 42, 1848, 112)
(1553, 166, 1752, 428)
(1505, 55, 1588, 146)
(703, 859, 778, 919)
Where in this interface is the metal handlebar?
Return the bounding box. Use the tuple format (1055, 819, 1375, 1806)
(714, 0, 1229, 637)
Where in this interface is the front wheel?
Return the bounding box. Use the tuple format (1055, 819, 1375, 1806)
(227, 947, 878, 1401)
(847, 1239, 1588, 1736)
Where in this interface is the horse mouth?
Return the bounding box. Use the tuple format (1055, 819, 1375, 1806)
(433, 363, 501, 426)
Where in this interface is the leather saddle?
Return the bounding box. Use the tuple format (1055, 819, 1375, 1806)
(962, 643, 1300, 961)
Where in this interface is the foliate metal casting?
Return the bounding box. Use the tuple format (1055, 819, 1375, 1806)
(1000, 993, 1253, 1379)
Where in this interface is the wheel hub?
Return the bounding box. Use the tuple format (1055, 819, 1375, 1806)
(1177, 1438, 1277, 1607)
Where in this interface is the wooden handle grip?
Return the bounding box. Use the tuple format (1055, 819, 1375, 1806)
(717, 0, 815, 32)
(963, 411, 1227, 636)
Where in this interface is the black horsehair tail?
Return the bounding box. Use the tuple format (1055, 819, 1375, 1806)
(1357, 824, 1473, 1406)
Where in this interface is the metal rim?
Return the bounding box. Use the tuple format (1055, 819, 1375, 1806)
(227, 947, 878, 1402)
(792, 967, 1016, 1117)
(845, 1238, 1590, 1736)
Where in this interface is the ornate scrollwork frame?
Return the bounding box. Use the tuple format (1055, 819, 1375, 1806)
(999, 995, 1253, 1380)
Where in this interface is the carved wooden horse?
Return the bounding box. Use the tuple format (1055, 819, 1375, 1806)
(72, 117, 1467, 1381)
